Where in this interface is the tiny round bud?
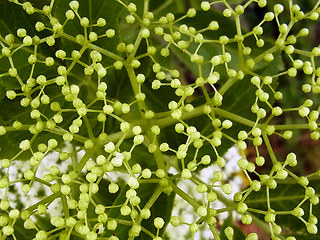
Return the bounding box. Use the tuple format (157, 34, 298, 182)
(187, 8, 196, 17)
(256, 39, 264, 47)
(108, 182, 119, 193)
(225, 227, 234, 239)
(197, 205, 207, 216)
(307, 223, 318, 234)
(140, 208, 151, 219)
(19, 139, 31, 151)
(97, 17, 106, 27)
(222, 184, 232, 194)
(298, 176, 309, 187)
(274, 4, 284, 14)
(207, 192, 217, 202)
(69, 1, 79, 10)
(223, 9, 232, 18)
(201, 2, 210, 11)
(128, 3, 137, 12)
(107, 219, 117, 230)
(264, 12, 274, 21)
(298, 28, 309, 37)
(136, 74, 145, 84)
(142, 168, 152, 179)
(141, 28, 150, 38)
(154, 217, 165, 229)
(106, 29, 115, 38)
(189, 222, 199, 233)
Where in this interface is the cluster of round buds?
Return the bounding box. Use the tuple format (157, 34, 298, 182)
(1, 0, 320, 239)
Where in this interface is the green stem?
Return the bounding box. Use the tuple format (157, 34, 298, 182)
(274, 123, 309, 130)
(209, 225, 221, 240)
(218, 77, 238, 96)
(253, 46, 278, 63)
(192, 175, 235, 208)
(46, 127, 88, 143)
(155, 105, 205, 128)
(145, 186, 163, 209)
(214, 108, 256, 127)
(262, 133, 277, 164)
(146, 130, 166, 170)
(61, 33, 123, 61)
(143, 0, 149, 14)
(96, 104, 257, 148)
(216, 207, 236, 213)
(124, 65, 148, 113)
(34, 177, 52, 187)
(169, 180, 200, 209)
(128, 187, 162, 240)
(60, 195, 69, 218)
(234, 14, 244, 69)
(25, 192, 60, 212)
(75, 148, 96, 173)
(128, 27, 143, 61)
(293, 49, 312, 57)
(83, 115, 95, 140)
(97, 129, 135, 146)
(125, 65, 166, 170)
(250, 215, 272, 237)
(247, 208, 267, 215)
(113, 218, 156, 238)
(139, 179, 160, 184)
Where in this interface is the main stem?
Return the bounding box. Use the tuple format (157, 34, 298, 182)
(124, 21, 167, 170)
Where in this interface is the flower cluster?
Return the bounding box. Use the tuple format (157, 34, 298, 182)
(0, 0, 319, 239)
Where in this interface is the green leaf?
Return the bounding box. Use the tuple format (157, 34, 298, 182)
(220, 214, 246, 240)
(0, 0, 44, 36)
(0, 83, 5, 100)
(245, 178, 320, 234)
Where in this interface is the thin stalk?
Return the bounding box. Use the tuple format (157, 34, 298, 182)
(262, 133, 278, 164)
(218, 77, 238, 96)
(61, 33, 123, 61)
(144, 186, 163, 209)
(124, 65, 148, 113)
(113, 218, 156, 238)
(75, 148, 96, 173)
(60, 195, 69, 218)
(128, 187, 163, 240)
(25, 193, 60, 212)
(95, 103, 257, 148)
(169, 180, 200, 209)
(214, 108, 256, 127)
(209, 225, 221, 240)
(274, 123, 309, 130)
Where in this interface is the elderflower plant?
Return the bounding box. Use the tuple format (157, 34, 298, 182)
(0, 0, 320, 239)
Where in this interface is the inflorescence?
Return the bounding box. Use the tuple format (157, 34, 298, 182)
(0, 0, 320, 239)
